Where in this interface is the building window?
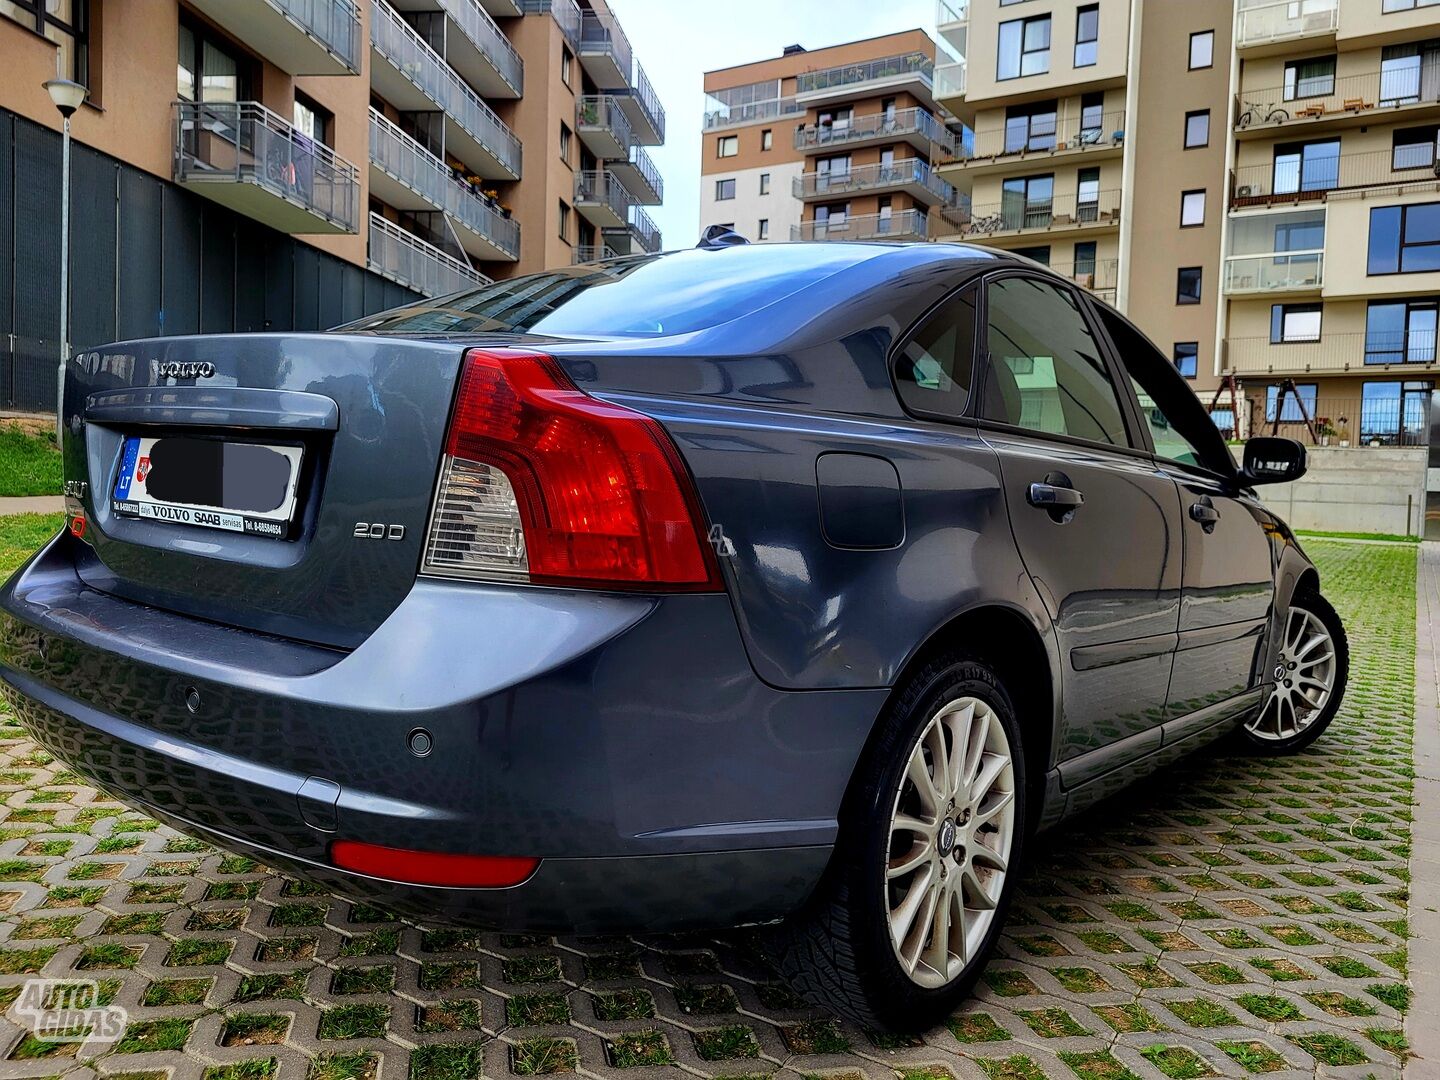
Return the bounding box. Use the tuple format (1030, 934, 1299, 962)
(759, 172, 771, 195)
(716, 178, 736, 200)
(1174, 342, 1199, 378)
(758, 218, 770, 240)
(559, 123, 572, 162)
(1380, 43, 1430, 106)
(1180, 189, 1206, 227)
(561, 49, 573, 87)
(1273, 138, 1340, 195)
(1266, 383, 1318, 422)
(1284, 56, 1336, 100)
(1004, 100, 1058, 153)
(1177, 267, 1203, 304)
(1, 0, 88, 85)
(1366, 300, 1438, 363)
(717, 135, 738, 158)
(179, 23, 252, 103)
(1001, 174, 1054, 229)
(1189, 30, 1214, 70)
(1360, 380, 1432, 445)
(1394, 126, 1440, 170)
(1080, 92, 1104, 143)
(1077, 168, 1100, 220)
(998, 15, 1052, 80)
(1184, 109, 1210, 148)
(1075, 5, 1099, 67)
(558, 200, 571, 241)
(1368, 201, 1440, 274)
(762, 128, 773, 151)
(1271, 303, 1322, 343)
(1073, 240, 1096, 283)
(293, 94, 332, 146)
(1383, 0, 1440, 11)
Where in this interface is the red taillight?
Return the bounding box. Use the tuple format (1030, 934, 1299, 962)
(422, 348, 721, 591)
(330, 840, 539, 888)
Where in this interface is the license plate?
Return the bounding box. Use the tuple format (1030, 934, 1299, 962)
(111, 435, 304, 539)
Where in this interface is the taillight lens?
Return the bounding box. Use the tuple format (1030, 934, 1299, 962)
(422, 348, 721, 591)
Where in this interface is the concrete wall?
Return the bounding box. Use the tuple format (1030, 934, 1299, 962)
(1259, 446, 1426, 536)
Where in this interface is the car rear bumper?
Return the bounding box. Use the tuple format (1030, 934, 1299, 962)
(0, 533, 886, 932)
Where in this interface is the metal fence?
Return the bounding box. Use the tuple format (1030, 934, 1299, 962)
(1230, 392, 1434, 448)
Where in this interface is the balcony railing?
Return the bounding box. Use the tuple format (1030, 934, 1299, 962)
(794, 158, 962, 207)
(1231, 392, 1430, 448)
(368, 212, 488, 297)
(965, 109, 1126, 162)
(961, 191, 1122, 237)
(703, 95, 803, 131)
(577, 95, 634, 151)
(271, 0, 363, 69)
(793, 209, 932, 242)
(1229, 331, 1440, 375)
(433, 0, 524, 95)
(517, 0, 581, 44)
(580, 9, 633, 83)
(619, 144, 664, 203)
(626, 61, 666, 143)
(1232, 147, 1440, 207)
(935, 61, 967, 101)
(794, 106, 961, 156)
(1235, 0, 1337, 48)
(188, 0, 362, 74)
(937, 0, 968, 26)
(369, 110, 520, 260)
(629, 206, 662, 253)
(576, 170, 635, 220)
(795, 52, 933, 97)
(1047, 258, 1120, 300)
(1236, 67, 1440, 133)
(574, 244, 620, 264)
(1222, 251, 1325, 293)
(173, 101, 360, 232)
(370, 0, 522, 179)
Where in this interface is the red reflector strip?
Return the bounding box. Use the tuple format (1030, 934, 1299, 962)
(68, 514, 86, 539)
(330, 840, 539, 888)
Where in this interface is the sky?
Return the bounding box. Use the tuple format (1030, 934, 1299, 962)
(604, 0, 938, 248)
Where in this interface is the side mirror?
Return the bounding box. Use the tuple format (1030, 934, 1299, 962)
(1242, 437, 1307, 485)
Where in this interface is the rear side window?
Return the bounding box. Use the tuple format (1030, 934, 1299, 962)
(893, 286, 977, 419)
(981, 276, 1129, 447)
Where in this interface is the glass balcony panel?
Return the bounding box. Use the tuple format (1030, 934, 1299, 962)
(368, 211, 488, 297)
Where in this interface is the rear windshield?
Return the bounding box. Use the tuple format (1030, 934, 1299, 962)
(342, 245, 886, 338)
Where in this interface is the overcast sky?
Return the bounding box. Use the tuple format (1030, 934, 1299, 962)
(604, 0, 938, 247)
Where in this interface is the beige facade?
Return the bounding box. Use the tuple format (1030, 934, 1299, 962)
(0, 0, 667, 297)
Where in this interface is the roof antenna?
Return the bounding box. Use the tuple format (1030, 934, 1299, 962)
(698, 225, 750, 250)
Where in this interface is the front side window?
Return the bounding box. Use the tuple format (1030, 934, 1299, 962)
(1284, 56, 1337, 100)
(1270, 303, 1322, 343)
(981, 277, 1129, 446)
(1189, 30, 1214, 70)
(1273, 139, 1340, 195)
(1181, 190, 1206, 227)
(998, 15, 1052, 80)
(894, 287, 978, 419)
(715, 179, 736, 200)
(1174, 342, 1199, 378)
(1185, 109, 1210, 148)
(1266, 383, 1318, 422)
(1075, 4, 1099, 67)
(1368, 201, 1440, 274)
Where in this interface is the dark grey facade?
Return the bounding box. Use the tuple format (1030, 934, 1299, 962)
(0, 107, 418, 412)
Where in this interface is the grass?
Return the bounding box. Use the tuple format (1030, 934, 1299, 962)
(0, 513, 62, 576)
(0, 422, 61, 497)
(1295, 528, 1419, 544)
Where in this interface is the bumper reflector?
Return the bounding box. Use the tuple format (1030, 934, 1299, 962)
(330, 841, 539, 888)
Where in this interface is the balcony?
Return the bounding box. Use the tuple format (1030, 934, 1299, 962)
(1235, 0, 1337, 53)
(937, 0, 968, 57)
(935, 61, 967, 107)
(579, 8, 633, 89)
(370, 0, 523, 180)
(368, 213, 488, 297)
(795, 107, 961, 157)
(1227, 331, 1440, 376)
(1235, 66, 1440, 139)
(794, 159, 965, 211)
(388, 0, 523, 98)
(184, 0, 361, 75)
(575, 170, 635, 229)
(611, 144, 663, 205)
(574, 244, 621, 264)
(950, 110, 1126, 182)
(1223, 252, 1325, 294)
(481, 0, 521, 14)
(518, 0, 581, 43)
(958, 191, 1122, 240)
(577, 95, 634, 159)
(703, 94, 804, 131)
(1232, 148, 1440, 209)
(1044, 258, 1119, 305)
(795, 52, 935, 109)
(793, 209, 933, 243)
(368, 110, 520, 262)
(604, 206, 662, 255)
(617, 61, 665, 146)
(173, 101, 359, 234)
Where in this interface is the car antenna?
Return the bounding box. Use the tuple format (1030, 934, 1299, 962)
(697, 225, 750, 250)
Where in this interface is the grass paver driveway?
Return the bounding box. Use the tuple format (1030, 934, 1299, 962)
(0, 530, 1415, 1079)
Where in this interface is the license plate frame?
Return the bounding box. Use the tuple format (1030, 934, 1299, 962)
(110, 434, 305, 540)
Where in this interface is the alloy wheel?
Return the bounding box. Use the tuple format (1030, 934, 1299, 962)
(885, 696, 1016, 989)
(1248, 605, 1338, 741)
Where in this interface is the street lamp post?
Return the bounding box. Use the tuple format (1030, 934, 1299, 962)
(43, 78, 86, 440)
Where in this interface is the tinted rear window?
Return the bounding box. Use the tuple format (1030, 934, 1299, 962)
(344, 246, 886, 338)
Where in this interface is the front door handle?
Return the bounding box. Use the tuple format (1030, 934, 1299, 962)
(1189, 497, 1220, 533)
(1027, 472, 1084, 524)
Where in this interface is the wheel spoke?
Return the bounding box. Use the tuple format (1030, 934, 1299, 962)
(1296, 632, 1328, 660)
(889, 863, 935, 955)
(971, 841, 1009, 874)
(974, 788, 1015, 828)
(963, 710, 990, 788)
(906, 747, 941, 818)
(960, 863, 998, 911)
(922, 878, 953, 977)
(924, 721, 951, 805)
(943, 701, 975, 799)
(970, 752, 1008, 805)
(888, 840, 931, 880)
(1298, 651, 1334, 671)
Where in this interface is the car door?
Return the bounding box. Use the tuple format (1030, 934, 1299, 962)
(1095, 306, 1275, 737)
(976, 274, 1183, 783)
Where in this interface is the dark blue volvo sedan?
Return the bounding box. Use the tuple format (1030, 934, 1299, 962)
(0, 242, 1346, 1029)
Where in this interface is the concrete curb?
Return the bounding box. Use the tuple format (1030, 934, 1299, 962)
(1406, 542, 1440, 1078)
(0, 496, 64, 516)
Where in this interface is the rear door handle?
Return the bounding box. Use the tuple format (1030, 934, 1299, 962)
(1027, 472, 1084, 523)
(1189, 497, 1220, 533)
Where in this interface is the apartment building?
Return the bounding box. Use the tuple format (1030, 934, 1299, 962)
(0, 0, 665, 410)
(701, 31, 970, 246)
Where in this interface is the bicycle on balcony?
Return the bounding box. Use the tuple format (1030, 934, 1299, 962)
(1236, 100, 1291, 129)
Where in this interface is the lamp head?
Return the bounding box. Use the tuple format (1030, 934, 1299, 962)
(43, 79, 86, 119)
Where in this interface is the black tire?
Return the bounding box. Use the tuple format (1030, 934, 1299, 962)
(1238, 590, 1348, 755)
(766, 652, 1027, 1032)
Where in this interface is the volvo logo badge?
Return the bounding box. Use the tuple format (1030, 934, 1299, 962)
(937, 818, 957, 857)
(157, 361, 215, 380)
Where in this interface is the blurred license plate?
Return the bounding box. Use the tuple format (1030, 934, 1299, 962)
(111, 435, 303, 538)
